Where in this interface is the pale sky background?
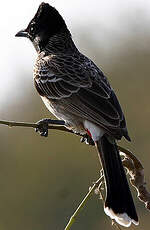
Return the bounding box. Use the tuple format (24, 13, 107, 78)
(0, 0, 150, 109)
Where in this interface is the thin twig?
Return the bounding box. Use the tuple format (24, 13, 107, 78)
(64, 176, 103, 230)
(0, 120, 38, 128)
(0, 119, 73, 133)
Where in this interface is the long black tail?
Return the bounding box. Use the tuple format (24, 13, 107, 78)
(96, 135, 138, 227)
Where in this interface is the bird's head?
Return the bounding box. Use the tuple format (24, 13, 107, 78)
(15, 2, 67, 51)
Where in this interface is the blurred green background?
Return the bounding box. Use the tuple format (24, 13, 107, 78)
(1, 1, 150, 229)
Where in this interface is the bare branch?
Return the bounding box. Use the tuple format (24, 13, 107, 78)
(0, 119, 73, 133)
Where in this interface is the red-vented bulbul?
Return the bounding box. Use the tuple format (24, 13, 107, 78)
(16, 2, 138, 227)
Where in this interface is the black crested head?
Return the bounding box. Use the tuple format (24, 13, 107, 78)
(16, 2, 69, 51)
(28, 2, 67, 36)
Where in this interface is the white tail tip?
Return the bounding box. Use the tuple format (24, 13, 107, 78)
(104, 207, 139, 227)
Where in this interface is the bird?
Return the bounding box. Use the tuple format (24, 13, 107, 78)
(15, 2, 138, 227)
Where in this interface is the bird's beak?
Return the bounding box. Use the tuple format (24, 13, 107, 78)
(15, 30, 29, 38)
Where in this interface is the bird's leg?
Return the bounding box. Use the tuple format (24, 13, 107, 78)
(35, 118, 95, 146)
(80, 133, 95, 146)
(35, 118, 66, 137)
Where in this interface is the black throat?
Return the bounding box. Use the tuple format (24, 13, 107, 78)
(37, 27, 78, 55)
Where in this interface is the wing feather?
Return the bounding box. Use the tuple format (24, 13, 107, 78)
(34, 53, 128, 137)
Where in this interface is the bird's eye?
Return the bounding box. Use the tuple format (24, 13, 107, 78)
(30, 26, 34, 32)
(30, 26, 35, 34)
(29, 23, 36, 34)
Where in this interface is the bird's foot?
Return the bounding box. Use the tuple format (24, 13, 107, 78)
(35, 118, 50, 137)
(80, 134, 95, 146)
(35, 118, 65, 137)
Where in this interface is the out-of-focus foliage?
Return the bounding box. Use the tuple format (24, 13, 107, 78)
(1, 12, 150, 230)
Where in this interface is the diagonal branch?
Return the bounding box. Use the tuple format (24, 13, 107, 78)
(64, 175, 104, 230)
(118, 146, 150, 211)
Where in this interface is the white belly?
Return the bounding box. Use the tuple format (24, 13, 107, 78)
(41, 96, 105, 141)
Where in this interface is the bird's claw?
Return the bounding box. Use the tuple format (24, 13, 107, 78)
(80, 134, 95, 146)
(35, 119, 49, 137)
